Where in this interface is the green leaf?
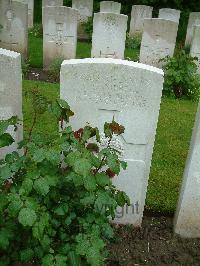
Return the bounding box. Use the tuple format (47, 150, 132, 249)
(83, 174, 96, 191)
(20, 248, 34, 262)
(32, 148, 46, 163)
(0, 165, 12, 180)
(95, 173, 111, 187)
(34, 177, 50, 196)
(107, 153, 120, 175)
(0, 133, 15, 148)
(120, 161, 127, 170)
(8, 197, 23, 216)
(65, 151, 81, 167)
(42, 254, 54, 266)
(68, 251, 81, 266)
(74, 158, 91, 177)
(18, 208, 37, 227)
(55, 254, 68, 266)
(54, 203, 68, 216)
(19, 178, 33, 195)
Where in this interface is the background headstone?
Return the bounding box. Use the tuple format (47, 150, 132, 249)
(185, 12, 200, 47)
(174, 102, 200, 237)
(159, 8, 181, 23)
(129, 5, 153, 37)
(0, 0, 28, 59)
(190, 24, 200, 73)
(100, 1, 121, 14)
(15, 0, 34, 28)
(43, 6, 78, 69)
(140, 18, 178, 68)
(91, 13, 127, 59)
(60, 58, 164, 225)
(42, 0, 63, 24)
(0, 48, 23, 159)
(72, 0, 93, 39)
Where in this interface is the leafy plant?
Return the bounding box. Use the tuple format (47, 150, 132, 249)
(126, 33, 142, 50)
(82, 17, 93, 41)
(48, 58, 64, 83)
(162, 50, 200, 99)
(0, 89, 129, 265)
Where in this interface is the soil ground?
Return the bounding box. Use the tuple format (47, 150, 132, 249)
(106, 216, 200, 266)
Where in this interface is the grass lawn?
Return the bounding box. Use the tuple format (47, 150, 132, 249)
(28, 32, 139, 68)
(23, 80, 198, 213)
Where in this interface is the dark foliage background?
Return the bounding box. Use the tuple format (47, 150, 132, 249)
(34, 0, 200, 43)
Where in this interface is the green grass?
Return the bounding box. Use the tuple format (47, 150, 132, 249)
(28, 32, 139, 68)
(22, 80, 198, 213)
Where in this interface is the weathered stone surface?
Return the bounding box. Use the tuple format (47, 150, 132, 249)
(190, 25, 200, 73)
(72, 0, 93, 39)
(15, 0, 34, 28)
(0, 0, 28, 59)
(159, 8, 181, 23)
(174, 102, 200, 238)
(185, 12, 200, 47)
(129, 5, 153, 36)
(91, 13, 127, 59)
(0, 48, 23, 159)
(100, 1, 121, 14)
(42, 0, 63, 24)
(43, 6, 78, 69)
(140, 18, 178, 68)
(60, 58, 164, 225)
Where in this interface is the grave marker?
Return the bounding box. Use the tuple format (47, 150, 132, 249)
(15, 0, 34, 28)
(60, 58, 164, 225)
(174, 102, 200, 237)
(185, 12, 200, 47)
(43, 6, 78, 69)
(159, 8, 181, 23)
(0, 48, 23, 159)
(190, 24, 200, 73)
(100, 1, 121, 14)
(0, 0, 28, 59)
(91, 13, 127, 59)
(140, 18, 178, 68)
(129, 5, 153, 37)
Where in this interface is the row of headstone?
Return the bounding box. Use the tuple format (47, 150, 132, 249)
(1, 46, 200, 236)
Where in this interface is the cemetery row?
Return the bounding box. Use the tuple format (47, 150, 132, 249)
(0, 0, 200, 71)
(0, 47, 200, 238)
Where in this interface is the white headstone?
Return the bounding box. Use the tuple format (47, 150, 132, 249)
(15, 0, 34, 28)
(190, 24, 200, 73)
(129, 5, 153, 36)
(91, 13, 127, 59)
(60, 58, 164, 225)
(0, 0, 28, 59)
(43, 6, 78, 69)
(140, 18, 178, 68)
(42, 0, 63, 24)
(72, 0, 93, 39)
(100, 1, 121, 14)
(185, 12, 200, 47)
(0, 48, 23, 159)
(159, 8, 181, 23)
(174, 102, 200, 238)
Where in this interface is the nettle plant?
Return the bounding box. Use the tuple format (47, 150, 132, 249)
(0, 91, 129, 266)
(162, 50, 200, 100)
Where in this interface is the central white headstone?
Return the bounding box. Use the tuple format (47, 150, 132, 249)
(15, 0, 34, 28)
(91, 13, 128, 59)
(159, 8, 181, 23)
(190, 24, 200, 73)
(43, 6, 78, 69)
(100, 1, 121, 14)
(185, 12, 200, 47)
(0, 0, 28, 59)
(140, 18, 178, 68)
(129, 5, 153, 37)
(42, 0, 63, 24)
(0, 48, 23, 159)
(60, 58, 164, 225)
(174, 102, 200, 237)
